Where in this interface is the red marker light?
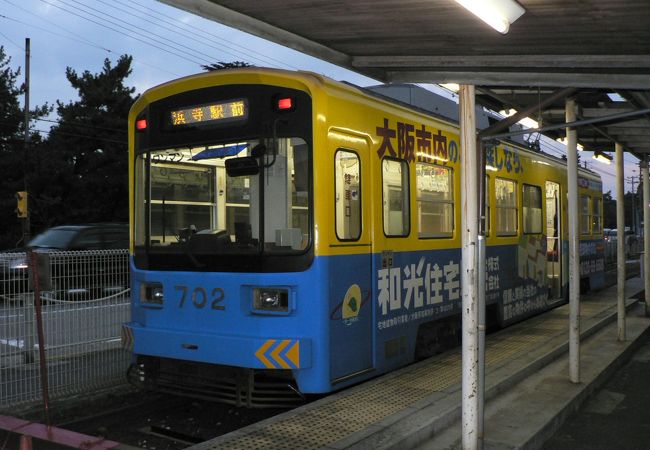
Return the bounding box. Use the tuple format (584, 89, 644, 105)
(136, 119, 148, 130)
(277, 97, 293, 110)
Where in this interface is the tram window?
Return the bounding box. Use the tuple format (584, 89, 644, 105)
(150, 164, 215, 242)
(226, 175, 251, 235)
(522, 184, 542, 234)
(580, 195, 591, 234)
(592, 196, 602, 234)
(495, 177, 517, 236)
(382, 159, 410, 236)
(335, 150, 361, 240)
(416, 163, 453, 238)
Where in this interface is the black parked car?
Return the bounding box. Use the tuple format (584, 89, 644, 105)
(0, 223, 129, 301)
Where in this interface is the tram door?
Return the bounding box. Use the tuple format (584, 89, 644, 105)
(329, 134, 374, 383)
(546, 181, 562, 299)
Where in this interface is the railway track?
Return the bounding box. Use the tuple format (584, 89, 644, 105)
(15, 387, 288, 449)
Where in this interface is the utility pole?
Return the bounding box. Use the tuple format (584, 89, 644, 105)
(22, 37, 31, 244)
(627, 174, 639, 234)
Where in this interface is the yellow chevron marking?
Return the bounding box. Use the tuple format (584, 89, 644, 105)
(255, 339, 276, 368)
(271, 339, 291, 369)
(285, 341, 300, 368)
(121, 326, 133, 351)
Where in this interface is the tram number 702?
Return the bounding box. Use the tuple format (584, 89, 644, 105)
(175, 285, 225, 310)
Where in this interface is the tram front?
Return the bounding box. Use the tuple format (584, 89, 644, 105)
(123, 72, 322, 406)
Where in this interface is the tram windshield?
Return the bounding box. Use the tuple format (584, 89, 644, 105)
(134, 137, 311, 262)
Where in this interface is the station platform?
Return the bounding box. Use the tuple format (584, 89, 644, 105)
(191, 277, 650, 450)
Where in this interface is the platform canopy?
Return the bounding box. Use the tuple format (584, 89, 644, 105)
(161, 0, 650, 158)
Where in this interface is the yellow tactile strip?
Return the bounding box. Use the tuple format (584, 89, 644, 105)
(206, 299, 617, 450)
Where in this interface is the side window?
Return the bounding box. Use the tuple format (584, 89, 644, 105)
(496, 177, 517, 236)
(382, 158, 410, 236)
(523, 184, 542, 234)
(580, 194, 591, 234)
(592, 197, 602, 234)
(72, 231, 104, 250)
(104, 230, 129, 249)
(335, 150, 361, 240)
(416, 163, 453, 238)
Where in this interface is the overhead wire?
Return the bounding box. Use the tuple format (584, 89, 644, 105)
(35, 117, 127, 134)
(0, 27, 24, 51)
(107, 0, 300, 70)
(2, 1, 112, 53)
(55, 0, 221, 65)
(37, 0, 207, 66)
(97, 0, 291, 69)
(1, 2, 182, 77)
(0, 120, 125, 144)
(34, 127, 126, 144)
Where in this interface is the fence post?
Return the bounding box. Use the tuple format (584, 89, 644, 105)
(29, 250, 51, 426)
(23, 259, 36, 365)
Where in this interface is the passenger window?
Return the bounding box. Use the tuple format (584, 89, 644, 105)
(592, 197, 602, 233)
(580, 195, 591, 234)
(104, 231, 129, 249)
(523, 184, 542, 234)
(382, 159, 410, 236)
(416, 163, 453, 238)
(496, 177, 517, 236)
(73, 231, 104, 250)
(335, 150, 361, 240)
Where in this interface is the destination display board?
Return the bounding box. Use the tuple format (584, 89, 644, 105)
(170, 99, 247, 127)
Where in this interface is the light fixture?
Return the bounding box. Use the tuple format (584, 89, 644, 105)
(592, 151, 613, 165)
(499, 108, 539, 129)
(440, 83, 460, 93)
(556, 137, 585, 151)
(454, 0, 525, 34)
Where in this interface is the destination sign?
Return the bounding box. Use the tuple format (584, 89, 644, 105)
(170, 99, 247, 127)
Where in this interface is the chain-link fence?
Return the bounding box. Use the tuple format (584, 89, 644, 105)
(0, 250, 130, 409)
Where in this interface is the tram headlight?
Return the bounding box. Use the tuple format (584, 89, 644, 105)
(253, 287, 289, 313)
(141, 282, 164, 305)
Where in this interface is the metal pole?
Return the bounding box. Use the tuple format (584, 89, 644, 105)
(566, 98, 580, 383)
(23, 38, 31, 242)
(616, 142, 626, 340)
(477, 138, 486, 450)
(477, 234, 486, 450)
(29, 251, 51, 426)
(460, 84, 479, 450)
(641, 155, 650, 317)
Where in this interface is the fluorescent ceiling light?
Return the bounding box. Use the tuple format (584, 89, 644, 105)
(593, 151, 613, 165)
(556, 137, 584, 151)
(606, 92, 626, 102)
(440, 83, 460, 93)
(499, 108, 539, 130)
(454, 0, 525, 34)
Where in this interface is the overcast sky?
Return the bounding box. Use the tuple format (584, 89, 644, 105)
(0, 0, 641, 195)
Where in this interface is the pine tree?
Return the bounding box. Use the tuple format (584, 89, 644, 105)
(39, 55, 135, 228)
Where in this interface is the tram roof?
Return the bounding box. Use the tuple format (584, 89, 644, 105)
(161, 0, 650, 159)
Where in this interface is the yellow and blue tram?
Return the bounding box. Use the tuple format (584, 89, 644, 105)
(122, 68, 604, 404)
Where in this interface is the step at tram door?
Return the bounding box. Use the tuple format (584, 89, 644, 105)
(546, 181, 562, 300)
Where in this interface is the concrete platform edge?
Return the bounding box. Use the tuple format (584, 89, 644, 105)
(516, 315, 650, 450)
(333, 299, 644, 450)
